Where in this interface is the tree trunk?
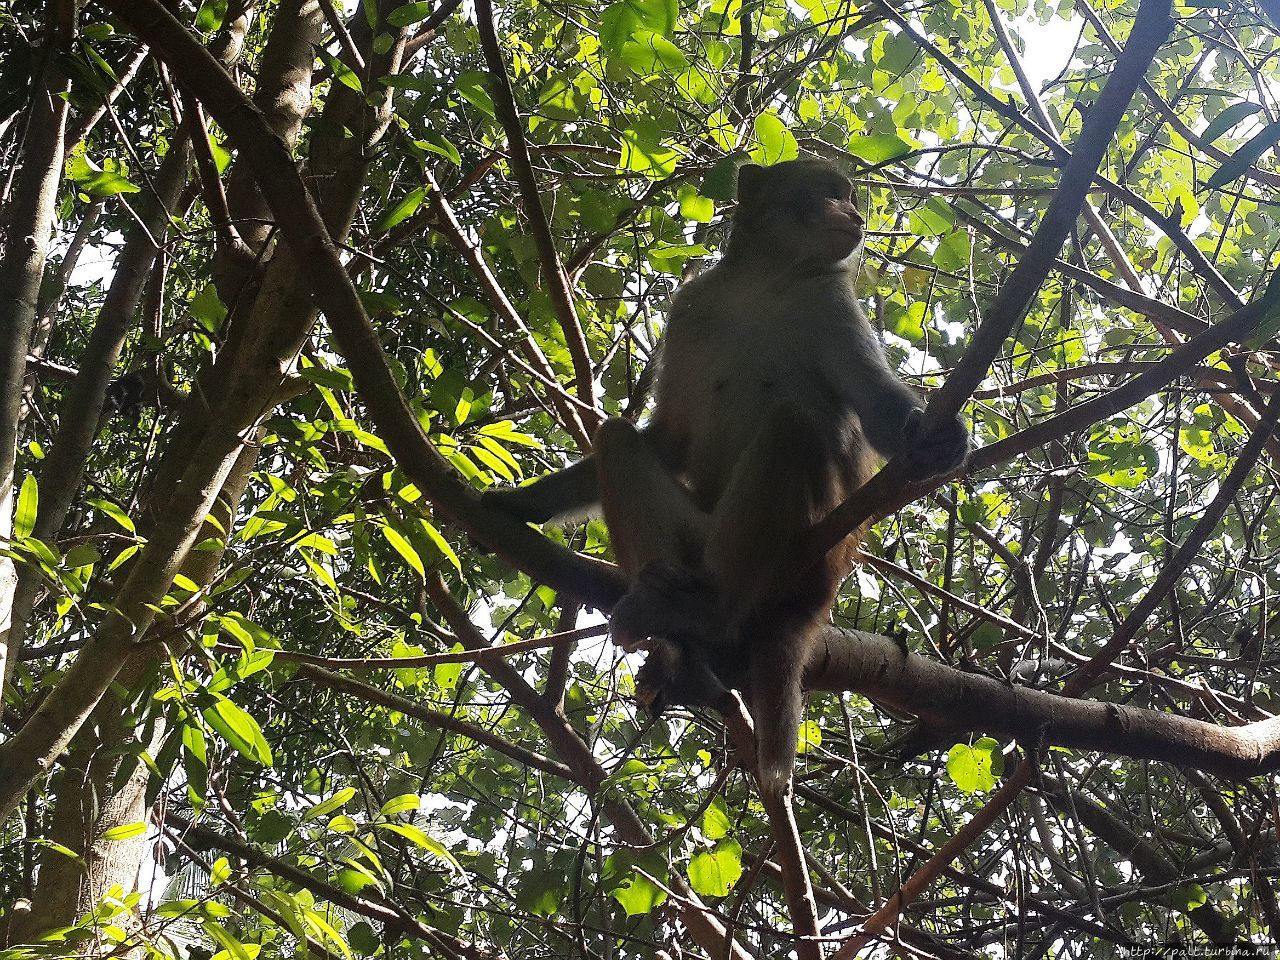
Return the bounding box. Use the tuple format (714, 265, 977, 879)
(0, 0, 77, 688)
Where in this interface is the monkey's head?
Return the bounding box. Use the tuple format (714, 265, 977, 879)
(727, 159, 864, 269)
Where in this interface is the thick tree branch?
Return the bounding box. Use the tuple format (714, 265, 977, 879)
(806, 627, 1280, 780)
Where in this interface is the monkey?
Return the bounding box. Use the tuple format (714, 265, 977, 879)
(102, 369, 148, 425)
(484, 159, 970, 794)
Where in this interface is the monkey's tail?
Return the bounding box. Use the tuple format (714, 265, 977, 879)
(747, 615, 818, 796)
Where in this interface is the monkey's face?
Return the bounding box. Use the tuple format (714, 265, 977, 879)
(733, 159, 864, 268)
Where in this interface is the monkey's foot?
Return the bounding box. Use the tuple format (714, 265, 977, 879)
(902, 408, 971, 480)
(609, 562, 716, 652)
(634, 637, 730, 712)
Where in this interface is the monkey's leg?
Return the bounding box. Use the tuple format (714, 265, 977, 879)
(703, 402, 869, 792)
(594, 418, 705, 577)
(593, 418, 713, 653)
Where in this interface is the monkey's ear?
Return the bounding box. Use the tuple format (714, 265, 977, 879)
(736, 164, 766, 204)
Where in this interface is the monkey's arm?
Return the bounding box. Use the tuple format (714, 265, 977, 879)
(483, 421, 686, 525)
(482, 455, 600, 524)
(846, 338, 970, 480)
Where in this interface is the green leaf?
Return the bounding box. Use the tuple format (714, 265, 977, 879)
(1172, 883, 1209, 912)
(66, 151, 140, 197)
(600, 0, 677, 58)
(418, 519, 461, 572)
(620, 30, 689, 75)
(516, 868, 565, 916)
(204, 697, 273, 766)
(456, 70, 495, 119)
(381, 524, 425, 580)
(1206, 119, 1280, 189)
(618, 125, 679, 176)
(751, 111, 799, 165)
(933, 231, 971, 272)
(687, 840, 743, 897)
(190, 283, 228, 331)
(88, 498, 135, 533)
(375, 186, 427, 233)
(323, 52, 363, 92)
(195, 0, 228, 32)
(946, 737, 1004, 793)
(702, 798, 732, 840)
(1202, 101, 1264, 145)
(677, 184, 714, 222)
(611, 870, 668, 915)
(98, 822, 146, 841)
(303, 787, 357, 822)
(379, 793, 421, 817)
(386, 1, 434, 26)
(349, 921, 380, 955)
(846, 133, 912, 165)
(377, 822, 461, 870)
(15, 474, 37, 539)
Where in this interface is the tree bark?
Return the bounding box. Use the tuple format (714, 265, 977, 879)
(0, 0, 77, 689)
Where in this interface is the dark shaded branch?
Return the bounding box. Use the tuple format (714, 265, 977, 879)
(802, 0, 1175, 563)
(295, 663, 574, 779)
(1063, 387, 1280, 695)
(474, 0, 597, 414)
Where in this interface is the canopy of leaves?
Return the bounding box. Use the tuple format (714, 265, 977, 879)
(2, 0, 1280, 956)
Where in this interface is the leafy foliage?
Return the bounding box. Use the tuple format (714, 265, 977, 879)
(2, 0, 1280, 956)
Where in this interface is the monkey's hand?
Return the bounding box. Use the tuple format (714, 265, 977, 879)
(902, 407, 970, 481)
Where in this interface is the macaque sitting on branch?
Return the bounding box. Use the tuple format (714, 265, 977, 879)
(486, 159, 970, 794)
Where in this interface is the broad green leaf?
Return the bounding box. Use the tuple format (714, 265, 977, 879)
(418, 518, 460, 572)
(15, 474, 37, 539)
(303, 908, 353, 958)
(1206, 119, 1280, 189)
(380, 524, 425, 580)
(66, 151, 140, 197)
(379, 793, 421, 817)
(687, 840, 743, 897)
(374, 186, 427, 233)
(611, 871, 668, 915)
(933, 231, 971, 272)
(1172, 883, 1209, 912)
(323, 52, 362, 92)
(377, 821, 461, 870)
(846, 133, 912, 165)
(303, 787, 357, 822)
(751, 112, 799, 165)
(195, 0, 228, 31)
(349, 921, 381, 955)
(618, 124, 679, 176)
(88, 498, 135, 533)
(702, 798, 732, 840)
(946, 737, 1004, 793)
(677, 184, 714, 222)
(204, 697, 273, 766)
(1202, 101, 1263, 144)
(99, 822, 146, 842)
(456, 71, 495, 118)
(387, 1, 434, 26)
(621, 30, 690, 75)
